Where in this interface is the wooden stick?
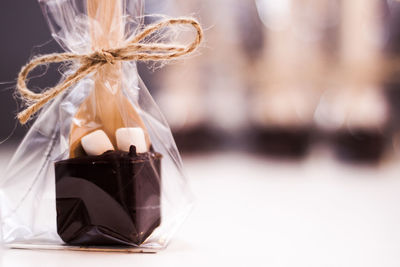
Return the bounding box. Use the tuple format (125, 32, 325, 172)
(340, 0, 382, 85)
(69, 0, 149, 157)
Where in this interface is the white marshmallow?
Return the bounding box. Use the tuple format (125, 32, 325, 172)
(81, 130, 114, 156)
(116, 127, 147, 153)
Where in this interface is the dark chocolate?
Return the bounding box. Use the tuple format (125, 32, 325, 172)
(252, 126, 312, 158)
(54, 146, 162, 246)
(172, 125, 223, 153)
(332, 129, 385, 163)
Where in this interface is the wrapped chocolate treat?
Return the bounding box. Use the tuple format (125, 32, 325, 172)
(0, 0, 202, 250)
(314, 0, 388, 163)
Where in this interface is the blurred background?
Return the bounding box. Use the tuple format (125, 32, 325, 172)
(1, 0, 400, 164)
(4, 1, 400, 266)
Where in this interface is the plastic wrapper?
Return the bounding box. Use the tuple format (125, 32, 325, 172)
(0, 0, 193, 250)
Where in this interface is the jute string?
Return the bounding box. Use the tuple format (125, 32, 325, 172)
(16, 18, 203, 124)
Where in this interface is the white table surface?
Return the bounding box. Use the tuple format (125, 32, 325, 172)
(1, 148, 400, 267)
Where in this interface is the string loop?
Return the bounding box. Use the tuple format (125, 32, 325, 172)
(16, 18, 203, 124)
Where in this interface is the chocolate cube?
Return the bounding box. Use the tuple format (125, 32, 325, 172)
(54, 146, 162, 246)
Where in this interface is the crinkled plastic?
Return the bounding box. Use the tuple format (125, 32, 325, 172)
(0, 0, 192, 250)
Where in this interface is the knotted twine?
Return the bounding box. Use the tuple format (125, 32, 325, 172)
(16, 18, 203, 124)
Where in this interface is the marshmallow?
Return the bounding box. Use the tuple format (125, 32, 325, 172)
(81, 130, 114, 156)
(116, 127, 147, 153)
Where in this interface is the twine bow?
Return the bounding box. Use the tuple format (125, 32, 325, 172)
(16, 18, 203, 124)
